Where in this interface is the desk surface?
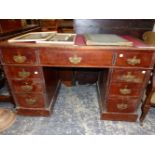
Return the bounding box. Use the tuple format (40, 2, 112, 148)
(0, 35, 155, 51)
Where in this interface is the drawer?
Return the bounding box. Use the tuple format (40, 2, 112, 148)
(109, 83, 142, 97)
(4, 66, 43, 79)
(107, 97, 139, 113)
(10, 79, 44, 93)
(39, 48, 113, 67)
(111, 69, 148, 83)
(14, 93, 45, 108)
(1, 47, 37, 64)
(115, 51, 154, 67)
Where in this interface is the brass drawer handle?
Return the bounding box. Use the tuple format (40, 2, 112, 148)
(69, 55, 82, 64)
(13, 54, 27, 63)
(117, 103, 128, 110)
(25, 98, 36, 105)
(127, 56, 141, 66)
(18, 69, 31, 78)
(119, 85, 131, 95)
(120, 72, 136, 82)
(21, 85, 33, 92)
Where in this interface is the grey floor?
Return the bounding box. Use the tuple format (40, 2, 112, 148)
(1, 84, 155, 135)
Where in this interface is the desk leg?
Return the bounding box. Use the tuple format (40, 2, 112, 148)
(140, 92, 153, 125)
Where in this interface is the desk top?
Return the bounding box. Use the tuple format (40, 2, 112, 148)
(0, 34, 155, 51)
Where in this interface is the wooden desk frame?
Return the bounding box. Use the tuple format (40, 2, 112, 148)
(0, 36, 155, 122)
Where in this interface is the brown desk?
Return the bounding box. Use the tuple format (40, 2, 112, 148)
(0, 35, 155, 122)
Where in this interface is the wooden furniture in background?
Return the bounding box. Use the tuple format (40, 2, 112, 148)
(39, 19, 74, 33)
(58, 19, 74, 33)
(140, 69, 155, 124)
(0, 19, 40, 41)
(0, 20, 23, 34)
(140, 31, 155, 124)
(143, 31, 155, 45)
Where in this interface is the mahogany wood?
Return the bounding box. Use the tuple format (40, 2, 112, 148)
(101, 113, 138, 122)
(107, 97, 139, 113)
(39, 48, 113, 67)
(0, 35, 155, 122)
(15, 93, 45, 108)
(42, 67, 60, 106)
(10, 79, 44, 93)
(75, 68, 99, 85)
(0, 95, 13, 102)
(1, 47, 37, 65)
(108, 83, 142, 97)
(4, 66, 43, 79)
(0, 20, 23, 34)
(140, 70, 155, 124)
(111, 69, 147, 83)
(58, 68, 74, 86)
(115, 51, 154, 68)
(16, 107, 52, 116)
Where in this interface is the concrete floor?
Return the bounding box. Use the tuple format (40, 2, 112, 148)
(1, 84, 155, 135)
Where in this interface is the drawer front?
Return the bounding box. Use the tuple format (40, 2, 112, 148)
(39, 48, 113, 67)
(107, 97, 139, 113)
(10, 79, 44, 93)
(111, 69, 147, 83)
(109, 83, 142, 97)
(4, 66, 43, 79)
(115, 51, 153, 67)
(1, 47, 37, 64)
(15, 93, 45, 108)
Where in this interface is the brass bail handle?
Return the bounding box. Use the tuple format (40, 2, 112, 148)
(121, 72, 136, 82)
(69, 54, 82, 64)
(117, 103, 128, 110)
(25, 98, 36, 105)
(127, 56, 141, 66)
(119, 85, 131, 95)
(18, 69, 31, 78)
(13, 53, 27, 63)
(21, 83, 33, 92)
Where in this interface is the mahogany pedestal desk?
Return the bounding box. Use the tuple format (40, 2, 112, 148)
(0, 35, 155, 122)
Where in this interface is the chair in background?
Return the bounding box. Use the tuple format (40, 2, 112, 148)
(143, 31, 155, 45)
(140, 31, 155, 124)
(140, 69, 155, 124)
